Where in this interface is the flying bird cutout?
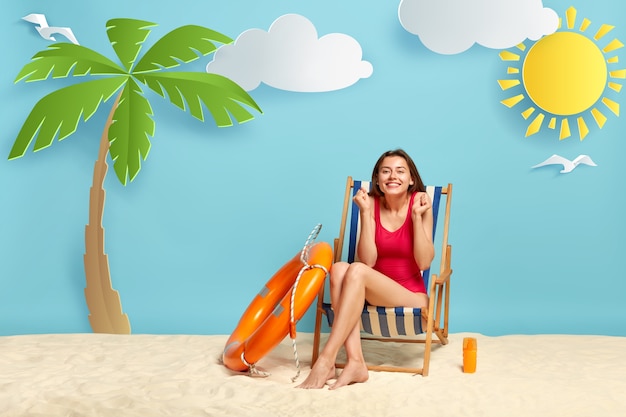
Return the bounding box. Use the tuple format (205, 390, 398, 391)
(22, 13, 79, 44)
(531, 154, 597, 173)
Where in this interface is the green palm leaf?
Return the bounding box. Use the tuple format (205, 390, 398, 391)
(9, 77, 128, 159)
(134, 25, 233, 73)
(11, 18, 262, 186)
(107, 18, 156, 72)
(15, 44, 126, 83)
(137, 72, 262, 126)
(108, 78, 155, 185)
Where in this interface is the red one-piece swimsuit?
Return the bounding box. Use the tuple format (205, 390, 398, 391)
(372, 192, 426, 294)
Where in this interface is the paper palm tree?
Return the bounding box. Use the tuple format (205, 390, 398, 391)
(9, 18, 262, 334)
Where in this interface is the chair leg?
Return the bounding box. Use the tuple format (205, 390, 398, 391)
(443, 282, 450, 339)
(312, 316, 321, 365)
(422, 284, 438, 376)
(312, 290, 325, 365)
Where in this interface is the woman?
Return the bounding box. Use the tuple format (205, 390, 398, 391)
(297, 149, 435, 389)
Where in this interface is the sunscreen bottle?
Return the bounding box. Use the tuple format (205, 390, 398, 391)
(463, 337, 477, 373)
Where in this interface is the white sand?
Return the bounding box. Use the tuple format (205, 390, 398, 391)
(1, 332, 625, 417)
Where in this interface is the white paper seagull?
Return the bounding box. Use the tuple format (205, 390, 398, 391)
(531, 154, 597, 173)
(22, 13, 79, 45)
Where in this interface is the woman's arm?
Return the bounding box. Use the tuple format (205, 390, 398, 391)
(354, 189, 377, 266)
(412, 193, 435, 270)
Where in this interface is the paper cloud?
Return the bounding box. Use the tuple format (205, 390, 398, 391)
(206, 14, 373, 92)
(398, 0, 559, 55)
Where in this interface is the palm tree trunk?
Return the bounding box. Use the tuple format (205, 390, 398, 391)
(83, 92, 131, 334)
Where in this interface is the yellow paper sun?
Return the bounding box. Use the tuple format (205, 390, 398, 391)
(498, 6, 625, 140)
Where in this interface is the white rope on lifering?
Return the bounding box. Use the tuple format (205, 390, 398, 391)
(241, 352, 270, 377)
(289, 224, 329, 383)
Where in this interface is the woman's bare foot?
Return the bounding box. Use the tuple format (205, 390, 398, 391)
(295, 358, 336, 389)
(329, 360, 369, 390)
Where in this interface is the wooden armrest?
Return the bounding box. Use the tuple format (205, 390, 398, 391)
(435, 268, 452, 285)
(433, 244, 452, 285)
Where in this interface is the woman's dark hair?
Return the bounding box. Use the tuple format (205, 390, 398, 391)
(369, 149, 425, 197)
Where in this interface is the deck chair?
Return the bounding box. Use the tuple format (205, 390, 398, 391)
(312, 177, 452, 376)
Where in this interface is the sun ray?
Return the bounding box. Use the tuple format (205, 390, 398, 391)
(602, 97, 620, 115)
(507, 67, 519, 74)
(580, 18, 591, 32)
(497, 79, 520, 90)
(521, 107, 535, 119)
(577, 117, 589, 140)
(591, 108, 608, 128)
(525, 113, 545, 137)
(501, 94, 524, 108)
(516, 43, 526, 52)
(608, 82, 623, 92)
(499, 51, 520, 61)
(548, 117, 557, 129)
(603, 39, 624, 53)
(566, 7, 577, 29)
(594, 24, 614, 40)
(608, 56, 619, 64)
(559, 119, 571, 140)
(610, 69, 626, 78)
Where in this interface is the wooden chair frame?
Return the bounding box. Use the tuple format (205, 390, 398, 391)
(312, 177, 453, 376)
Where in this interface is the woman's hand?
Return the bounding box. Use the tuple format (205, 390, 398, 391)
(353, 187, 371, 212)
(411, 192, 435, 269)
(354, 187, 377, 266)
(412, 192, 431, 219)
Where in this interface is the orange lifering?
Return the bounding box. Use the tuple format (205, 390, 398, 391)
(223, 241, 332, 372)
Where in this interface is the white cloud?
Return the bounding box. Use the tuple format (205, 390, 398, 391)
(398, 0, 559, 55)
(206, 14, 373, 92)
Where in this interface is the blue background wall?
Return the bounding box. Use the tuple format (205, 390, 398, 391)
(1, 0, 625, 336)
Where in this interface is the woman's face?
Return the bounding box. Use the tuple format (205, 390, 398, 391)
(376, 156, 414, 195)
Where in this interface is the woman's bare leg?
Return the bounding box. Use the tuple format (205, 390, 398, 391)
(297, 262, 427, 389)
(327, 263, 368, 389)
(329, 263, 365, 364)
(297, 262, 355, 388)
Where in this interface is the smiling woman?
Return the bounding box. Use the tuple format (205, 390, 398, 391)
(497, 6, 625, 140)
